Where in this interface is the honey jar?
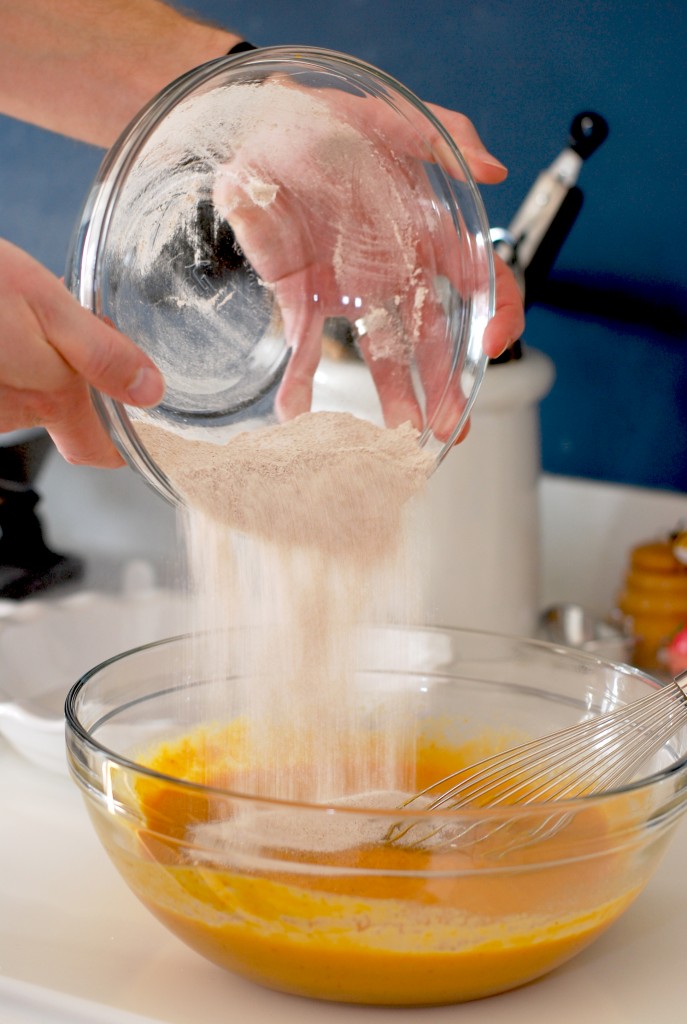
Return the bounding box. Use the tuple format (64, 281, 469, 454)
(617, 535, 687, 672)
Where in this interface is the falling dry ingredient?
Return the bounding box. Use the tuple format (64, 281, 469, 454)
(137, 412, 433, 803)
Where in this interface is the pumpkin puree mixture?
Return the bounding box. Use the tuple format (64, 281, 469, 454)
(89, 717, 642, 1006)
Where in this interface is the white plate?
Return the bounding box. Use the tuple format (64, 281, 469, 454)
(0, 561, 187, 774)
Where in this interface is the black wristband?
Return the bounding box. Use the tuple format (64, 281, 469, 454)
(227, 41, 258, 55)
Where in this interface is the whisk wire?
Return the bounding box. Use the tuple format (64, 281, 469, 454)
(388, 672, 687, 850)
(413, 683, 687, 811)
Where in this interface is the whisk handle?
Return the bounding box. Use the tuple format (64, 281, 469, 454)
(674, 670, 687, 698)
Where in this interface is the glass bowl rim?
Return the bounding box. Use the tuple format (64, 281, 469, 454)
(64, 626, 687, 819)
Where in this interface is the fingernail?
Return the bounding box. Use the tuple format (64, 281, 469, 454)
(464, 146, 507, 173)
(127, 366, 165, 406)
(480, 153, 508, 172)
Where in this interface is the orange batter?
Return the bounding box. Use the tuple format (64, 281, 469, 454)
(90, 720, 648, 1005)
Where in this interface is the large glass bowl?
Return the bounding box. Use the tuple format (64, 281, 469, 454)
(65, 627, 687, 1006)
(65, 46, 493, 505)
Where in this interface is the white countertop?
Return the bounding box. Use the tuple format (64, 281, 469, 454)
(1, 738, 686, 1024)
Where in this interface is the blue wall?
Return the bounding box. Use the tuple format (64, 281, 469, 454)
(2, 1, 685, 490)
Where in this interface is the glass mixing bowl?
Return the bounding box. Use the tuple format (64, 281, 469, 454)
(65, 46, 493, 505)
(65, 627, 687, 1006)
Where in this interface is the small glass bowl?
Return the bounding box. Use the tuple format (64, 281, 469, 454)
(65, 627, 687, 1006)
(65, 46, 493, 505)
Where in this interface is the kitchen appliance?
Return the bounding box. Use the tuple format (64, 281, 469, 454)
(425, 112, 608, 634)
(0, 429, 83, 599)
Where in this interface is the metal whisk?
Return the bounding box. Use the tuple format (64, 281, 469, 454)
(388, 670, 687, 849)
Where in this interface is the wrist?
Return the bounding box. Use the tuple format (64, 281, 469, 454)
(99, 14, 246, 146)
(132, 22, 243, 101)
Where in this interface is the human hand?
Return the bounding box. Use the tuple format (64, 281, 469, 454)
(213, 83, 524, 439)
(0, 239, 165, 467)
(426, 105, 525, 363)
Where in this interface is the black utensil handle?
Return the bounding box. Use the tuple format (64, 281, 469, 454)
(523, 186, 584, 309)
(569, 111, 609, 160)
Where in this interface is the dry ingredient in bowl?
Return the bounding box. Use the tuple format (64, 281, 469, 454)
(191, 789, 429, 857)
(139, 413, 430, 556)
(137, 411, 433, 804)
